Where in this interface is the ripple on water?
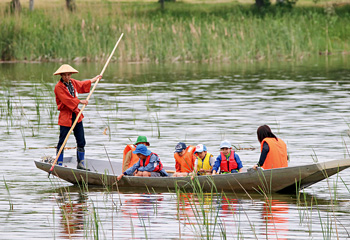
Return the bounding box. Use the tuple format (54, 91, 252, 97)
(1, 60, 350, 239)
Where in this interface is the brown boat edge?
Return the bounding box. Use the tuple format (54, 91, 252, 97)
(34, 158, 350, 194)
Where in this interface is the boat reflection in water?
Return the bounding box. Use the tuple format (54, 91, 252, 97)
(215, 195, 289, 239)
(217, 196, 241, 215)
(261, 199, 289, 240)
(56, 191, 88, 238)
(50, 185, 343, 239)
(121, 194, 164, 219)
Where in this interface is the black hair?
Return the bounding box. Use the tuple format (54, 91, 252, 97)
(257, 125, 278, 143)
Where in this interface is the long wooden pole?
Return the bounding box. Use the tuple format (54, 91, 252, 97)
(48, 33, 124, 177)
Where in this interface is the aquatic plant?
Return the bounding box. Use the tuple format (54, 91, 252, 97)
(174, 178, 228, 239)
(32, 85, 42, 126)
(1, 2, 349, 63)
(3, 177, 14, 211)
(295, 168, 350, 239)
(19, 125, 26, 149)
(311, 148, 319, 163)
(153, 111, 161, 139)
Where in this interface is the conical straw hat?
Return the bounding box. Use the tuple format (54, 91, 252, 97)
(53, 64, 79, 75)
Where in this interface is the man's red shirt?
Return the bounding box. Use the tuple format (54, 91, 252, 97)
(54, 78, 91, 127)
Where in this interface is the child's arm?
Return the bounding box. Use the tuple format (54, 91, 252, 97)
(118, 160, 140, 180)
(212, 155, 221, 174)
(235, 153, 243, 172)
(124, 161, 140, 176)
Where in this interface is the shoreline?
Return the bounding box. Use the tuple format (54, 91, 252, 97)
(1, 50, 349, 65)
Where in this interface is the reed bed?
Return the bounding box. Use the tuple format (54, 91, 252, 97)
(44, 164, 350, 239)
(0, 2, 349, 63)
(0, 80, 58, 149)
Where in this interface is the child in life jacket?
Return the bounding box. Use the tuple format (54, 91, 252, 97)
(172, 142, 196, 177)
(117, 145, 168, 180)
(122, 136, 150, 172)
(193, 144, 215, 176)
(212, 140, 243, 174)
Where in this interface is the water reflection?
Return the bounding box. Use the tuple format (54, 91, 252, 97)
(2, 58, 350, 239)
(176, 193, 197, 224)
(174, 192, 291, 238)
(217, 195, 240, 216)
(45, 185, 350, 239)
(261, 199, 289, 240)
(121, 194, 164, 219)
(56, 192, 88, 239)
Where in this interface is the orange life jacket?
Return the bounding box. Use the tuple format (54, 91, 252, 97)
(219, 150, 238, 172)
(139, 153, 163, 172)
(261, 137, 288, 170)
(174, 145, 196, 173)
(123, 145, 139, 168)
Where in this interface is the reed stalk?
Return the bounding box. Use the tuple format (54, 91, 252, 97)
(33, 86, 41, 126)
(175, 178, 228, 239)
(1, 2, 349, 63)
(137, 208, 149, 240)
(153, 111, 161, 139)
(3, 177, 14, 211)
(19, 126, 27, 149)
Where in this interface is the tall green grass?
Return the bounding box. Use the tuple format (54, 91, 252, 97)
(45, 165, 350, 239)
(0, 2, 349, 63)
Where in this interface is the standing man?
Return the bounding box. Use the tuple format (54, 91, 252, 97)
(54, 64, 101, 170)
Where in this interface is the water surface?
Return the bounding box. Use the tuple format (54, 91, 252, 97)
(1, 56, 350, 239)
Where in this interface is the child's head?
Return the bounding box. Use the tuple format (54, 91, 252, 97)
(195, 144, 207, 159)
(133, 144, 151, 160)
(220, 140, 232, 155)
(175, 142, 187, 156)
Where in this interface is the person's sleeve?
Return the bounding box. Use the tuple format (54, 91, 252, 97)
(72, 79, 92, 93)
(124, 161, 140, 175)
(212, 155, 221, 172)
(258, 142, 269, 166)
(234, 153, 243, 170)
(55, 85, 80, 111)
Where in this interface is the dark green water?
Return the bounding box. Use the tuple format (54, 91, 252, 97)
(1, 56, 350, 239)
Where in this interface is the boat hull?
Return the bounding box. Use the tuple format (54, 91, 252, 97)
(35, 158, 350, 193)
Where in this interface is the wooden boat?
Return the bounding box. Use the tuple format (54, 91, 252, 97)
(35, 157, 350, 193)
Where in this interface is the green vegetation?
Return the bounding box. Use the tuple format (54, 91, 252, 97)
(3, 177, 14, 211)
(0, 1, 349, 63)
(45, 170, 350, 239)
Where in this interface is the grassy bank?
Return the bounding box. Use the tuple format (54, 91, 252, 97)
(0, 1, 350, 63)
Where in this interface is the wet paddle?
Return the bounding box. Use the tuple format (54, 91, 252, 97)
(48, 33, 124, 177)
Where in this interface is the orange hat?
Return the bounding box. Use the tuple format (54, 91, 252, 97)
(53, 64, 79, 75)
